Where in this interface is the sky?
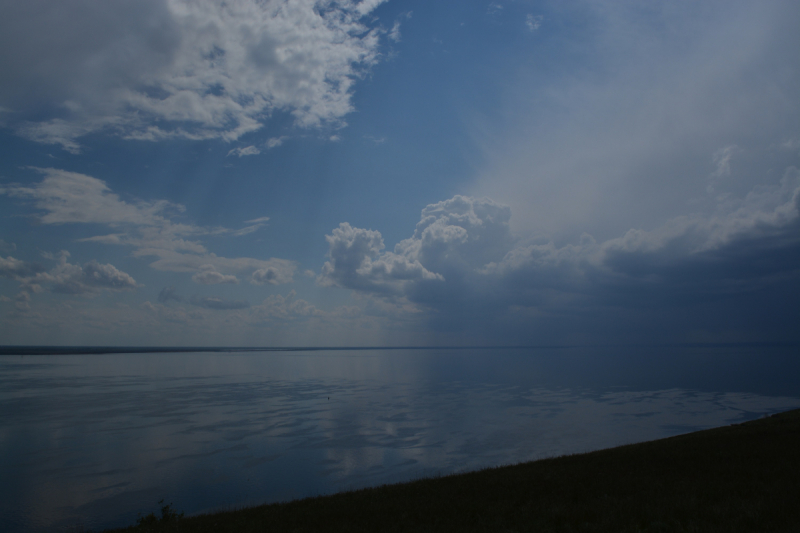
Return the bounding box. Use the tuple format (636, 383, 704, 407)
(0, 0, 798, 347)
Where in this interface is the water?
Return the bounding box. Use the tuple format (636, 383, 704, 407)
(1, 346, 799, 532)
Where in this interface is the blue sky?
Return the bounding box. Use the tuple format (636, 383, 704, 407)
(1, 0, 798, 346)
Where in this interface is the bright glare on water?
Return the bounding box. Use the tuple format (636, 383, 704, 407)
(1, 346, 799, 532)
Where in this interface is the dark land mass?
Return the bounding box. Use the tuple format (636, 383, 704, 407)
(107, 408, 800, 532)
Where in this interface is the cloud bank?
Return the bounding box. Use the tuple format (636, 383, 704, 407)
(0, 0, 388, 152)
(321, 168, 800, 343)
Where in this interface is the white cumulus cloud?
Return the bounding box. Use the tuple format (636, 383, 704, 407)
(2, 251, 139, 297)
(319, 196, 512, 294)
(0, 0, 389, 152)
(319, 222, 442, 295)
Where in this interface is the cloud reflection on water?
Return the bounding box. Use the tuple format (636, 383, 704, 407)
(1, 348, 799, 532)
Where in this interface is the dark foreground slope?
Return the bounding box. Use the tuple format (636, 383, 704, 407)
(110, 409, 800, 533)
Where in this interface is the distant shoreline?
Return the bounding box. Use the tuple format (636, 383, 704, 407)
(0, 345, 543, 356)
(1, 342, 796, 356)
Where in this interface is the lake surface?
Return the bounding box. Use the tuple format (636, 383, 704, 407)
(1, 345, 799, 532)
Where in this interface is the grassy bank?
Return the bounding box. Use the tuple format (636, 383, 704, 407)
(110, 409, 800, 532)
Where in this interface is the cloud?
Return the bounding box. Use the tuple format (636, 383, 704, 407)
(251, 267, 292, 285)
(190, 295, 250, 310)
(230, 225, 264, 237)
(707, 145, 739, 193)
(142, 300, 205, 324)
(711, 145, 738, 179)
(250, 290, 324, 321)
(319, 196, 516, 297)
(192, 265, 239, 285)
(487, 3, 503, 16)
(781, 138, 800, 153)
(2, 251, 139, 296)
(157, 286, 183, 303)
(397, 195, 513, 274)
(318, 196, 515, 298)
(389, 9, 412, 43)
(319, 222, 442, 295)
(471, 1, 800, 246)
(231, 216, 270, 236)
(3, 168, 297, 284)
(0, 255, 44, 278)
(321, 173, 800, 342)
(388, 21, 402, 42)
(150, 286, 326, 326)
(525, 14, 542, 32)
(12, 291, 31, 313)
(46, 258, 139, 294)
(266, 136, 288, 149)
(227, 146, 261, 157)
(0, 0, 389, 151)
(5, 167, 177, 226)
(134, 247, 296, 282)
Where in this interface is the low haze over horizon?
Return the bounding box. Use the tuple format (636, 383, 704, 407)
(1, 0, 798, 347)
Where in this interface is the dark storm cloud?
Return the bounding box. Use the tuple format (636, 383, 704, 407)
(321, 170, 800, 343)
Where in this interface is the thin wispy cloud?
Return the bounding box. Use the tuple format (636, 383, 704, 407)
(227, 146, 261, 158)
(2, 168, 296, 286)
(190, 295, 250, 310)
(266, 136, 288, 149)
(525, 14, 542, 32)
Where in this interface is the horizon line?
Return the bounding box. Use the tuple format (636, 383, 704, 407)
(1, 341, 797, 356)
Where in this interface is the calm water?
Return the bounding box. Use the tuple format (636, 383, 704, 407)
(1, 346, 799, 532)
